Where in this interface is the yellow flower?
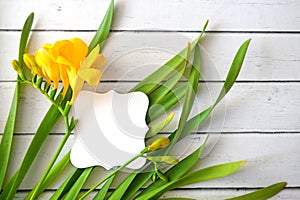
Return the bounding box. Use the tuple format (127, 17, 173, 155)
(23, 38, 106, 103)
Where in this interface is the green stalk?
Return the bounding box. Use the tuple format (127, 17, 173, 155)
(79, 148, 149, 199)
(27, 115, 74, 200)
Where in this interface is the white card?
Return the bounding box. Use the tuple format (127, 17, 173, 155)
(70, 90, 149, 170)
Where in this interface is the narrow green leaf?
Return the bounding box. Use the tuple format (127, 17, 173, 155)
(24, 152, 71, 199)
(65, 167, 93, 199)
(130, 20, 208, 94)
(137, 160, 246, 200)
(146, 112, 174, 138)
(167, 45, 201, 152)
(214, 39, 251, 105)
(107, 173, 137, 199)
(138, 141, 206, 197)
(226, 182, 287, 200)
(0, 82, 20, 189)
(0, 89, 71, 200)
(148, 52, 187, 105)
(93, 175, 115, 200)
(50, 168, 85, 200)
(0, 105, 61, 199)
(88, 0, 114, 52)
(147, 83, 186, 123)
(121, 171, 154, 200)
(171, 39, 251, 141)
(18, 12, 34, 72)
(0, 12, 34, 189)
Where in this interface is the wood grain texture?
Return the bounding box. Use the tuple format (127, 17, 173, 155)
(2, 134, 299, 190)
(0, 0, 299, 31)
(11, 189, 300, 200)
(0, 0, 299, 198)
(1, 32, 300, 81)
(1, 82, 300, 134)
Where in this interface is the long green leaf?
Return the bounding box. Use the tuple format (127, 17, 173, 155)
(170, 39, 251, 141)
(121, 171, 154, 200)
(18, 12, 34, 74)
(214, 39, 251, 105)
(50, 168, 85, 200)
(226, 182, 287, 200)
(147, 83, 186, 123)
(137, 160, 246, 200)
(0, 106, 61, 199)
(0, 82, 20, 190)
(88, 0, 114, 52)
(167, 45, 201, 152)
(24, 152, 71, 199)
(138, 141, 206, 197)
(148, 53, 187, 105)
(107, 173, 137, 199)
(0, 12, 34, 190)
(130, 20, 208, 94)
(93, 175, 115, 200)
(65, 167, 93, 199)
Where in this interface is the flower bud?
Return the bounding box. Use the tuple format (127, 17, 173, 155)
(11, 60, 22, 74)
(23, 54, 43, 77)
(148, 137, 170, 151)
(147, 156, 179, 165)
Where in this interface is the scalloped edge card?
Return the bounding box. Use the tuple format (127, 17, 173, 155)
(70, 90, 149, 170)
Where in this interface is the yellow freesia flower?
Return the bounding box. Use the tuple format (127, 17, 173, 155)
(23, 38, 105, 103)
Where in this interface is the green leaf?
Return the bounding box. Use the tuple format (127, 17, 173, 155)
(167, 44, 201, 152)
(148, 51, 187, 105)
(18, 12, 34, 73)
(214, 39, 251, 105)
(88, 0, 114, 52)
(0, 12, 34, 189)
(107, 173, 137, 199)
(65, 167, 93, 199)
(146, 112, 174, 138)
(93, 175, 115, 200)
(225, 182, 287, 200)
(0, 106, 61, 199)
(147, 83, 186, 123)
(171, 39, 251, 141)
(0, 88, 71, 200)
(24, 152, 71, 199)
(137, 160, 246, 200)
(138, 141, 206, 197)
(0, 82, 20, 189)
(130, 20, 208, 94)
(50, 168, 86, 200)
(121, 171, 154, 200)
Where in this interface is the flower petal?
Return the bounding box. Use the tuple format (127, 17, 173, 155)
(71, 77, 84, 104)
(78, 68, 102, 86)
(81, 44, 100, 69)
(91, 54, 106, 69)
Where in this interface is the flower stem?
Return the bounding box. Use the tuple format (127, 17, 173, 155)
(79, 148, 148, 200)
(28, 115, 72, 200)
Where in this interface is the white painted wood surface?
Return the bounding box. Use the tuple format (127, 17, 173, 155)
(0, 0, 299, 199)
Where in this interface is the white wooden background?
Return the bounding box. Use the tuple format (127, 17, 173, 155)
(1, 0, 300, 199)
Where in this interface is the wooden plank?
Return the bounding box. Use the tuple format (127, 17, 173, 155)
(0, 0, 299, 31)
(12, 189, 300, 200)
(1, 32, 300, 81)
(2, 134, 299, 190)
(1, 82, 300, 134)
